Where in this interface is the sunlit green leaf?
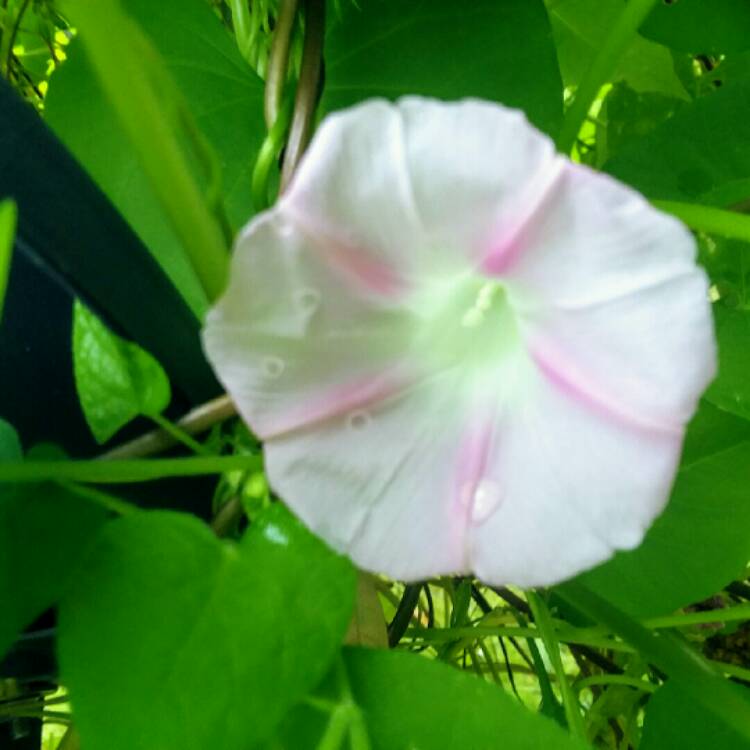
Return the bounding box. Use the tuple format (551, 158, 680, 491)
(58, 504, 356, 750)
(73, 301, 171, 444)
(545, 0, 688, 98)
(271, 648, 590, 749)
(46, 0, 266, 314)
(56, 0, 230, 305)
(0, 198, 16, 322)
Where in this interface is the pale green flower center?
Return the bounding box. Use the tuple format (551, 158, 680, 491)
(411, 273, 525, 378)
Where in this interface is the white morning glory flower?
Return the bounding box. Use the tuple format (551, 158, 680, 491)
(203, 97, 716, 587)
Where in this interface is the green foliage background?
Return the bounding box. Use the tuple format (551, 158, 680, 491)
(1, 1, 750, 749)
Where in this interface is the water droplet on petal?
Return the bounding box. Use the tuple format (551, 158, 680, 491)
(262, 356, 284, 378)
(295, 287, 321, 314)
(470, 479, 503, 524)
(276, 217, 295, 238)
(347, 410, 371, 431)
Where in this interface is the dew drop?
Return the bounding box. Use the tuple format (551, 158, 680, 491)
(276, 217, 295, 238)
(469, 479, 503, 524)
(295, 287, 321, 314)
(347, 410, 371, 431)
(262, 356, 285, 379)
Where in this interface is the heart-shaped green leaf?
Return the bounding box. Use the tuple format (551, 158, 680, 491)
(641, 681, 750, 750)
(58, 504, 356, 750)
(73, 301, 171, 444)
(575, 439, 750, 617)
(270, 648, 590, 749)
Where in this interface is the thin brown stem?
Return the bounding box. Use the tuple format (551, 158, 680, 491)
(58, 726, 81, 750)
(99, 395, 236, 460)
(210, 495, 245, 537)
(264, 0, 299, 129)
(1, 0, 31, 78)
(279, 0, 324, 191)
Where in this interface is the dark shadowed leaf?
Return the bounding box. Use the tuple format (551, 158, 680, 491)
(642, 0, 750, 56)
(604, 78, 750, 204)
(323, 0, 563, 136)
(0, 419, 109, 660)
(705, 305, 750, 423)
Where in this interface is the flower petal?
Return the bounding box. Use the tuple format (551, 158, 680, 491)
(468, 370, 684, 587)
(263, 368, 473, 580)
(203, 96, 717, 588)
(396, 97, 560, 263)
(496, 163, 716, 427)
(285, 97, 560, 280)
(202, 213, 418, 439)
(281, 99, 426, 284)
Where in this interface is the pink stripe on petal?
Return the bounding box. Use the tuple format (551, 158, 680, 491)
(481, 234, 526, 276)
(259, 371, 409, 440)
(325, 241, 404, 297)
(480, 158, 566, 277)
(531, 343, 682, 437)
(280, 200, 406, 298)
(454, 416, 504, 525)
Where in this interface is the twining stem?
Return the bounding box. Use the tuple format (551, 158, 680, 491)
(210, 495, 245, 536)
(527, 591, 586, 739)
(0, 0, 31, 78)
(406, 601, 750, 658)
(655, 200, 750, 244)
(0, 454, 261, 484)
(228, 0, 253, 61)
(149, 412, 210, 456)
(573, 674, 657, 695)
(558, 582, 750, 742)
(101, 395, 236, 460)
(252, 94, 295, 211)
(405, 625, 636, 653)
(264, 0, 299, 129)
(280, 0, 325, 190)
(556, 0, 660, 154)
(641, 603, 750, 630)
